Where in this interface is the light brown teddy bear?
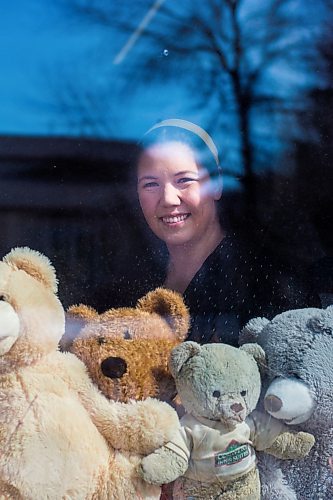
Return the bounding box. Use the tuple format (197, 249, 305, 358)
(64, 287, 190, 405)
(0, 248, 179, 500)
(62, 288, 190, 499)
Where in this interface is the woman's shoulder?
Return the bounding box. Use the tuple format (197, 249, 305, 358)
(208, 232, 261, 270)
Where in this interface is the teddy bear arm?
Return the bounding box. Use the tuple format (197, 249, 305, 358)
(82, 385, 180, 454)
(58, 353, 120, 441)
(104, 398, 180, 454)
(264, 431, 315, 459)
(80, 385, 180, 454)
(140, 445, 189, 485)
(0, 480, 24, 499)
(60, 353, 179, 453)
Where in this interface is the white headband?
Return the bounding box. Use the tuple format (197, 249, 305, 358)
(145, 119, 220, 167)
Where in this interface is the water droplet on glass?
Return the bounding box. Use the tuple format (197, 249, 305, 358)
(163, 49, 169, 56)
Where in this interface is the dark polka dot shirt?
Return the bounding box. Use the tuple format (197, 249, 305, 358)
(99, 233, 320, 346)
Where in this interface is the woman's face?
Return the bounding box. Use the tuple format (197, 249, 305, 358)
(137, 141, 222, 248)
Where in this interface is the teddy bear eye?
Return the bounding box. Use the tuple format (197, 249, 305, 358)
(213, 390, 221, 398)
(101, 357, 127, 379)
(0, 295, 6, 301)
(98, 337, 106, 345)
(123, 329, 132, 340)
(240, 390, 247, 397)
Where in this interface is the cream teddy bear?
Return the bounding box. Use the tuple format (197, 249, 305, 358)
(0, 247, 178, 499)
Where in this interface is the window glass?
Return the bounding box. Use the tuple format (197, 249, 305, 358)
(1, 1, 332, 310)
(0, 2, 332, 498)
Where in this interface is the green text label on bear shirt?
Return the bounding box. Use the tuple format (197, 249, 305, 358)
(215, 441, 250, 467)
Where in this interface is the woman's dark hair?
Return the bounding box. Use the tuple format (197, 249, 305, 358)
(126, 121, 224, 227)
(138, 122, 222, 182)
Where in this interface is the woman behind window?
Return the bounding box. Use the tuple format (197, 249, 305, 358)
(103, 119, 320, 345)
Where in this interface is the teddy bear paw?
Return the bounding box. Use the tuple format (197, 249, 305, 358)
(140, 447, 188, 485)
(294, 432, 315, 457)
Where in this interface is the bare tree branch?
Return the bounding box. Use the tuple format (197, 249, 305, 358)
(53, 0, 325, 199)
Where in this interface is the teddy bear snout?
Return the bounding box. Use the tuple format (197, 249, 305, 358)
(230, 402, 244, 413)
(264, 394, 283, 413)
(264, 377, 314, 424)
(216, 397, 247, 424)
(101, 357, 127, 379)
(0, 301, 20, 356)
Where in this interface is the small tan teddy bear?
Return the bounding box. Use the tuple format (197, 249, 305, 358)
(140, 342, 315, 499)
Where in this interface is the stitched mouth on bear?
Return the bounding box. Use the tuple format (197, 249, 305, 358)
(101, 357, 127, 378)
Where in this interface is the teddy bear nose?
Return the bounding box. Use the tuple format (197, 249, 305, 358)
(264, 394, 283, 413)
(231, 402, 244, 413)
(101, 357, 127, 379)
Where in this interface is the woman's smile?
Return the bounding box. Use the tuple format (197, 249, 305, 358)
(160, 213, 191, 225)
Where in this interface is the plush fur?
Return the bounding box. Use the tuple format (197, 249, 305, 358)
(140, 342, 315, 499)
(61, 287, 190, 498)
(0, 248, 179, 499)
(63, 287, 190, 404)
(240, 306, 333, 500)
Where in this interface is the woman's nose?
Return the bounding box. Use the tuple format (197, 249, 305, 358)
(161, 183, 181, 206)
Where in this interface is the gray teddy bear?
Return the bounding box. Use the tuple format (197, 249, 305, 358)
(139, 342, 314, 499)
(240, 305, 333, 500)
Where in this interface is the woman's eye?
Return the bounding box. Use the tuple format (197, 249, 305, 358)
(143, 181, 159, 189)
(177, 177, 196, 184)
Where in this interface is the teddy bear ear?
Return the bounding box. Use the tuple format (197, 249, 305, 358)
(239, 343, 266, 373)
(169, 341, 201, 377)
(4, 247, 58, 293)
(325, 305, 333, 328)
(239, 317, 270, 344)
(307, 306, 333, 336)
(137, 287, 190, 340)
(60, 305, 99, 351)
(67, 304, 99, 321)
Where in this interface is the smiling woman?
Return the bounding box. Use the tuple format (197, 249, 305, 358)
(137, 139, 223, 293)
(132, 120, 319, 346)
